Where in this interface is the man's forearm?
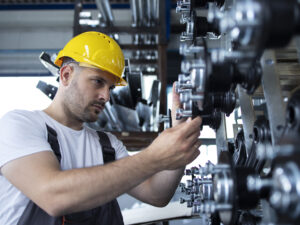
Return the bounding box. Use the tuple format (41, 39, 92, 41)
(34, 149, 159, 216)
(153, 168, 185, 202)
(147, 167, 185, 204)
(128, 167, 185, 207)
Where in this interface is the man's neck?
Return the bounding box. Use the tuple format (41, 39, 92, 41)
(43, 102, 84, 131)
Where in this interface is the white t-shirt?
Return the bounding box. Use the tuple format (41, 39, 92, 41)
(0, 109, 128, 225)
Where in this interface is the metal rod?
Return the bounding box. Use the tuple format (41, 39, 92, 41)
(152, 0, 159, 25)
(260, 50, 286, 145)
(146, 0, 151, 27)
(80, 25, 159, 34)
(137, 0, 144, 27)
(102, 0, 114, 25)
(95, 0, 108, 26)
(237, 85, 255, 157)
(130, 0, 139, 27)
(216, 113, 228, 158)
(73, 0, 82, 36)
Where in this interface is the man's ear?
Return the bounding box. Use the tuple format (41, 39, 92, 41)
(59, 65, 74, 86)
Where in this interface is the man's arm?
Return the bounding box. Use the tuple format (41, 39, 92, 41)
(127, 82, 201, 206)
(1, 115, 201, 217)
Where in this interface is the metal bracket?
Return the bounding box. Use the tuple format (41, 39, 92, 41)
(237, 85, 255, 157)
(216, 113, 228, 158)
(260, 50, 286, 145)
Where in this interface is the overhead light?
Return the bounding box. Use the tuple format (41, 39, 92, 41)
(79, 19, 99, 27)
(80, 11, 92, 19)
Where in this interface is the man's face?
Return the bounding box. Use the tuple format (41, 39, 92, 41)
(64, 65, 116, 123)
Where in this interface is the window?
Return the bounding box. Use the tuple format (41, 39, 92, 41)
(0, 76, 57, 118)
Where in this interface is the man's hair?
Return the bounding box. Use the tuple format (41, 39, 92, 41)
(59, 57, 82, 76)
(61, 57, 77, 67)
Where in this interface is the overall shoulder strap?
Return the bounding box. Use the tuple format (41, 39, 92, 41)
(17, 124, 63, 225)
(45, 123, 61, 162)
(97, 131, 116, 163)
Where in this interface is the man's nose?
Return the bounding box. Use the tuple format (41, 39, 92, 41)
(98, 86, 110, 102)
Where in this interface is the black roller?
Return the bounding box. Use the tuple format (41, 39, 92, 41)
(192, 0, 225, 8)
(233, 62, 262, 95)
(200, 110, 222, 130)
(263, 0, 300, 48)
(194, 16, 220, 37)
(234, 167, 260, 209)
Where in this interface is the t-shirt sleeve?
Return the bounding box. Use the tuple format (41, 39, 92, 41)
(106, 132, 129, 160)
(0, 110, 52, 169)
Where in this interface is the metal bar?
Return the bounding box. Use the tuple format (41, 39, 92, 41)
(157, 45, 167, 115)
(103, 102, 123, 132)
(295, 37, 300, 63)
(237, 85, 256, 157)
(158, 0, 167, 44)
(102, 0, 114, 25)
(119, 44, 158, 50)
(80, 25, 159, 34)
(146, 0, 151, 27)
(260, 50, 286, 145)
(157, 0, 167, 116)
(129, 59, 157, 64)
(73, 0, 82, 36)
(216, 113, 228, 158)
(137, 0, 144, 26)
(111, 131, 217, 151)
(95, 0, 108, 26)
(152, 0, 159, 25)
(130, 0, 139, 27)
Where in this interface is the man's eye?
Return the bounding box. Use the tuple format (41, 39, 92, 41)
(109, 85, 115, 91)
(94, 79, 104, 85)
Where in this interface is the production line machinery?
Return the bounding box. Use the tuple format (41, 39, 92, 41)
(180, 89, 300, 225)
(176, 0, 300, 224)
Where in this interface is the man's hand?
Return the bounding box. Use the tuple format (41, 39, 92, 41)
(146, 116, 202, 171)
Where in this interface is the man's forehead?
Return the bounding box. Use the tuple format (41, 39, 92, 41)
(81, 66, 116, 84)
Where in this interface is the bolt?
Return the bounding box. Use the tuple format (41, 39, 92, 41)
(180, 33, 193, 42)
(247, 175, 272, 192)
(176, 108, 192, 120)
(176, 1, 190, 13)
(197, 178, 212, 185)
(265, 59, 274, 65)
(185, 169, 192, 175)
(256, 143, 274, 160)
(180, 197, 193, 207)
(180, 197, 186, 204)
(193, 202, 232, 214)
(180, 14, 190, 24)
(187, 180, 193, 188)
(191, 167, 200, 175)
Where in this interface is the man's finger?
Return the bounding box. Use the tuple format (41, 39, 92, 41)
(180, 117, 202, 137)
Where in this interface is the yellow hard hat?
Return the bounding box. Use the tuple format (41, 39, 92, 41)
(55, 31, 127, 86)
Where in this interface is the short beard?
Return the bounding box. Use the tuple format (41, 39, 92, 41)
(63, 75, 99, 124)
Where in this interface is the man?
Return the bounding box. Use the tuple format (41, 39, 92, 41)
(0, 31, 202, 225)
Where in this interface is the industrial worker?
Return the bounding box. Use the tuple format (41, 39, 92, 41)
(0, 31, 202, 225)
